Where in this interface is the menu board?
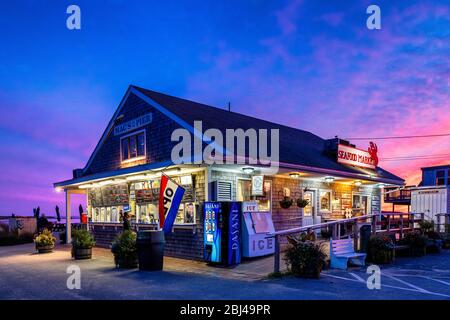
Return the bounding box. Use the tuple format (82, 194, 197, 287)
(134, 180, 160, 204)
(88, 184, 129, 207)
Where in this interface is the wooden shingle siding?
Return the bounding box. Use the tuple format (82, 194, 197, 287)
(85, 93, 181, 175)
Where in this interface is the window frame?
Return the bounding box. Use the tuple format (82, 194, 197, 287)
(318, 189, 332, 213)
(120, 129, 146, 163)
(436, 169, 447, 186)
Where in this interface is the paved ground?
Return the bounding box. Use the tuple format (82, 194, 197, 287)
(0, 243, 449, 300)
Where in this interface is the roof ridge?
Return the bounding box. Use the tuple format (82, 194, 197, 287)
(131, 84, 320, 138)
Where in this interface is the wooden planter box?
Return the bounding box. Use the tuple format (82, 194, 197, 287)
(36, 244, 54, 254)
(72, 247, 93, 260)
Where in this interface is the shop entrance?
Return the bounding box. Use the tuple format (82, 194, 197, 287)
(302, 190, 317, 226)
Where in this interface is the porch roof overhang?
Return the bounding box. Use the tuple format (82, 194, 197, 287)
(54, 160, 404, 190)
(54, 160, 174, 188)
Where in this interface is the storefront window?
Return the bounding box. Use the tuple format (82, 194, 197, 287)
(237, 179, 252, 201)
(303, 192, 313, 217)
(352, 194, 370, 215)
(175, 202, 196, 224)
(319, 190, 331, 212)
(121, 131, 145, 162)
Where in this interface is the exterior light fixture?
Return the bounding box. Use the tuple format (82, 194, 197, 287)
(289, 173, 300, 179)
(242, 167, 255, 174)
(354, 180, 362, 186)
(324, 177, 335, 183)
(378, 183, 385, 189)
(78, 184, 93, 189)
(55, 187, 63, 193)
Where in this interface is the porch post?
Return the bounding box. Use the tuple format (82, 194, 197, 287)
(65, 189, 71, 244)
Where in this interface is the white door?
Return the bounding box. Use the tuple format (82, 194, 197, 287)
(302, 191, 316, 226)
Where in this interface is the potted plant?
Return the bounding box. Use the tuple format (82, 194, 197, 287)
(296, 198, 309, 208)
(284, 241, 326, 279)
(404, 231, 427, 257)
(111, 230, 138, 268)
(34, 228, 56, 253)
(279, 196, 293, 209)
(71, 229, 96, 260)
(368, 234, 395, 264)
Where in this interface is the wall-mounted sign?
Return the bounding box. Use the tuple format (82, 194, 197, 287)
(251, 175, 264, 196)
(242, 201, 259, 213)
(180, 175, 193, 185)
(114, 113, 152, 136)
(337, 143, 377, 169)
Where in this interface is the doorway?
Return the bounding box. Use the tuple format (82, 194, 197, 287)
(302, 190, 317, 226)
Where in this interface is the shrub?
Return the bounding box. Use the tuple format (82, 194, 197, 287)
(419, 220, 434, 234)
(111, 230, 138, 268)
(368, 234, 395, 264)
(404, 231, 427, 257)
(320, 228, 332, 240)
(72, 229, 95, 249)
(34, 229, 56, 247)
(284, 241, 326, 278)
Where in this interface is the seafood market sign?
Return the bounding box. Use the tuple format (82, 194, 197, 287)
(337, 143, 378, 169)
(114, 113, 152, 136)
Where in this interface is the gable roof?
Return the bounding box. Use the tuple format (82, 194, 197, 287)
(74, 84, 404, 185)
(131, 85, 404, 183)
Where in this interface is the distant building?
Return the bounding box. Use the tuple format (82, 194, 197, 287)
(420, 165, 450, 187)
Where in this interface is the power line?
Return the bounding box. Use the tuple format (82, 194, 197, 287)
(344, 133, 450, 140)
(381, 153, 450, 160)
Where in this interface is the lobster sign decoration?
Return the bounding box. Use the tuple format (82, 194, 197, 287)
(337, 142, 379, 169)
(367, 142, 379, 166)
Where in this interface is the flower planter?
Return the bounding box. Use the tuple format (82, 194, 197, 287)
(294, 265, 323, 279)
(73, 247, 93, 260)
(114, 255, 138, 269)
(36, 244, 54, 254)
(279, 197, 293, 209)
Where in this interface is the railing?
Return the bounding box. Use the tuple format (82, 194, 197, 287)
(384, 188, 412, 203)
(267, 212, 427, 273)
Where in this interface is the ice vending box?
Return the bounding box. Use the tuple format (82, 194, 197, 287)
(204, 201, 241, 266)
(241, 202, 275, 258)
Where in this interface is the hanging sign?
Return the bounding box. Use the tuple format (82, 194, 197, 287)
(337, 143, 378, 169)
(251, 175, 264, 196)
(114, 113, 152, 136)
(159, 174, 185, 234)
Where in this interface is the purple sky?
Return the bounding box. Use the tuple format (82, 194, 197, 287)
(0, 0, 449, 216)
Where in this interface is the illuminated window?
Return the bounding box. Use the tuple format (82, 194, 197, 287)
(319, 191, 331, 212)
(121, 131, 146, 162)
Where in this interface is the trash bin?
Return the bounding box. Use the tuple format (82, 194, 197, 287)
(359, 224, 372, 253)
(137, 230, 165, 271)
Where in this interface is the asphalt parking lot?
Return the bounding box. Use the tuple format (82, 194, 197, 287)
(0, 243, 449, 300)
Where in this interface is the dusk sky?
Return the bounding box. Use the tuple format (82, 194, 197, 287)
(0, 0, 449, 216)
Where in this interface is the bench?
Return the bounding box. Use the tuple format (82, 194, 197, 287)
(330, 237, 366, 270)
